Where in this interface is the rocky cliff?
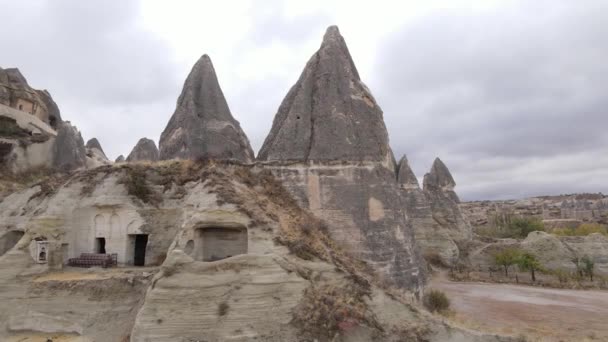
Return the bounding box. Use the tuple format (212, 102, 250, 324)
(258, 26, 424, 294)
(159, 55, 254, 162)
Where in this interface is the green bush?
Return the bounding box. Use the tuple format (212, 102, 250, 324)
(485, 213, 544, 239)
(509, 217, 544, 238)
(423, 289, 450, 313)
(494, 248, 521, 277)
(516, 252, 542, 282)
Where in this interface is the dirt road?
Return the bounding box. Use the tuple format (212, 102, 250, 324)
(433, 278, 608, 341)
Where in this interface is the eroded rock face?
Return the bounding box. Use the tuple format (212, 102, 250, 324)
(422, 158, 472, 247)
(0, 67, 62, 129)
(127, 138, 159, 162)
(398, 156, 459, 266)
(85, 138, 110, 168)
(258, 26, 424, 293)
(159, 55, 254, 162)
(115, 155, 125, 163)
(258, 26, 393, 163)
(52, 122, 87, 172)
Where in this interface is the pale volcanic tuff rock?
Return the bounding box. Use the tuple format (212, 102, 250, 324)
(127, 138, 159, 162)
(258, 26, 424, 293)
(85, 137, 111, 168)
(258, 26, 393, 163)
(422, 158, 473, 250)
(159, 55, 254, 162)
(85, 138, 106, 158)
(397, 156, 459, 266)
(115, 155, 125, 163)
(0, 67, 62, 129)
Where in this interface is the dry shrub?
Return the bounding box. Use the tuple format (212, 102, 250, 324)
(120, 166, 161, 205)
(422, 289, 450, 313)
(293, 283, 380, 340)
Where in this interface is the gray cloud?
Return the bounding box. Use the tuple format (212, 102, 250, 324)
(0, 0, 180, 159)
(1, 1, 606, 201)
(372, 0, 608, 200)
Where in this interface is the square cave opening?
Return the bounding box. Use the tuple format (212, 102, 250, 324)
(191, 226, 248, 262)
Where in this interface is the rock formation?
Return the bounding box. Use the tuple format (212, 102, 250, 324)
(85, 138, 106, 158)
(159, 55, 254, 162)
(127, 138, 159, 162)
(85, 138, 110, 168)
(258, 27, 392, 163)
(52, 122, 87, 172)
(257, 26, 424, 293)
(0, 67, 62, 129)
(422, 158, 472, 246)
(0, 162, 514, 342)
(115, 155, 125, 163)
(397, 156, 459, 265)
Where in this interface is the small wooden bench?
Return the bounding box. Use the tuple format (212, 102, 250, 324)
(68, 253, 117, 268)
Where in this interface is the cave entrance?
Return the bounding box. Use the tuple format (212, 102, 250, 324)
(95, 237, 106, 254)
(194, 226, 247, 262)
(132, 234, 148, 266)
(0, 231, 24, 257)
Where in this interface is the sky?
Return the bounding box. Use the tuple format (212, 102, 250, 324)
(0, 0, 606, 200)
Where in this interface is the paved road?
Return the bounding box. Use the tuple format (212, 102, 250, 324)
(433, 279, 608, 341)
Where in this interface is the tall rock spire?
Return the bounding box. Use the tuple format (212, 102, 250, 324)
(159, 55, 254, 162)
(423, 157, 458, 202)
(397, 155, 420, 188)
(127, 138, 159, 162)
(258, 26, 393, 163)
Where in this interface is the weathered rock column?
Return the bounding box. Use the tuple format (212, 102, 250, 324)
(258, 26, 425, 294)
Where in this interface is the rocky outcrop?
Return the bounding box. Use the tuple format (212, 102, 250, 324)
(115, 155, 125, 163)
(0, 67, 62, 129)
(422, 158, 472, 247)
(127, 138, 159, 162)
(258, 26, 424, 293)
(159, 55, 254, 162)
(398, 156, 459, 266)
(258, 26, 393, 163)
(52, 122, 87, 172)
(85, 138, 110, 168)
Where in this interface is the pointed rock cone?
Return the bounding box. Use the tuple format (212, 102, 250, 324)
(127, 138, 159, 162)
(85, 138, 107, 158)
(396, 155, 420, 189)
(159, 55, 254, 162)
(258, 26, 393, 163)
(423, 158, 456, 191)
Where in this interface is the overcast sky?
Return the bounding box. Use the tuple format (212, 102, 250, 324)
(1, 0, 606, 200)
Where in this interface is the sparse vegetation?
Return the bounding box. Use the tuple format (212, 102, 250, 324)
(481, 213, 545, 239)
(553, 223, 608, 236)
(293, 283, 380, 340)
(121, 166, 158, 205)
(0, 117, 28, 138)
(422, 289, 450, 313)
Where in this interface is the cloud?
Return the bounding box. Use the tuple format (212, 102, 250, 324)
(372, 0, 608, 200)
(0, 0, 180, 159)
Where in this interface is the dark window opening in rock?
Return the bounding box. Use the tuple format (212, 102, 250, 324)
(95, 237, 106, 254)
(18, 104, 23, 110)
(133, 234, 148, 266)
(49, 116, 57, 128)
(0, 231, 24, 257)
(194, 226, 247, 262)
